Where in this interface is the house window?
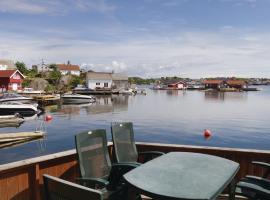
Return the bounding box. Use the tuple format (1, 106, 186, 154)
(96, 83, 100, 85)
(104, 83, 108, 87)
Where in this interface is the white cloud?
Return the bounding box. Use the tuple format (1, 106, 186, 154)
(0, 0, 116, 15)
(1, 28, 270, 78)
(0, 0, 49, 14)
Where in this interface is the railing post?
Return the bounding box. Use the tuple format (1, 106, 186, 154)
(30, 163, 40, 200)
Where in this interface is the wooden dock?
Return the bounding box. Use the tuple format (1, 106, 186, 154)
(0, 131, 45, 143)
(0, 115, 24, 128)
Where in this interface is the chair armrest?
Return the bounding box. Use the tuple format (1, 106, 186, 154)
(138, 151, 165, 162)
(243, 176, 270, 189)
(76, 177, 109, 189)
(252, 161, 270, 169)
(109, 163, 140, 188)
(111, 162, 140, 174)
(252, 161, 270, 178)
(236, 181, 270, 199)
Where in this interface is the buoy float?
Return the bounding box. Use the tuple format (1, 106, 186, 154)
(45, 115, 53, 122)
(204, 129, 212, 139)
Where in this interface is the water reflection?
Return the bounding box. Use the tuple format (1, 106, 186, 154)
(204, 91, 248, 101)
(57, 95, 129, 115)
(166, 90, 187, 96)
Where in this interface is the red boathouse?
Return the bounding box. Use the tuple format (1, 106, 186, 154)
(0, 70, 25, 92)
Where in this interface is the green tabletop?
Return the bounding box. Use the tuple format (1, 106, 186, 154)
(124, 152, 239, 200)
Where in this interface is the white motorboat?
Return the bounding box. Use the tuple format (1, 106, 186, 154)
(0, 102, 39, 116)
(119, 88, 134, 95)
(0, 93, 33, 103)
(61, 94, 96, 104)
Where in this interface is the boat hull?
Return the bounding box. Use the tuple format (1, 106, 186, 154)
(0, 108, 37, 116)
(62, 97, 95, 104)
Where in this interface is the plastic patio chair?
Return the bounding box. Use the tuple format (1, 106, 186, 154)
(75, 129, 139, 200)
(43, 174, 103, 200)
(236, 161, 270, 200)
(111, 122, 165, 164)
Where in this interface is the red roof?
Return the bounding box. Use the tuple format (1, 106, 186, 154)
(226, 80, 246, 85)
(203, 79, 224, 84)
(0, 70, 19, 78)
(56, 64, 80, 71)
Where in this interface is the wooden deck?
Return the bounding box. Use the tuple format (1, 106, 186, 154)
(0, 142, 269, 200)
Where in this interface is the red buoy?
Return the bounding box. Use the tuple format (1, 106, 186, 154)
(204, 129, 212, 139)
(45, 115, 53, 122)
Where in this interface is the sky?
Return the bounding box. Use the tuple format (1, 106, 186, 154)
(0, 0, 270, 78)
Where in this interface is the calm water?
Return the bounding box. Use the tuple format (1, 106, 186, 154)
(0, 86, 270, 164)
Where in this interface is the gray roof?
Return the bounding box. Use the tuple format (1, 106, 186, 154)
(86, 72, 128, 81)
(86, 72, 112, 80)
(112, 73, 128, 81)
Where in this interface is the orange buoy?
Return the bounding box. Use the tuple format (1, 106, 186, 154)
(204, 129, 212, 139)
(45, 115, 53, 122)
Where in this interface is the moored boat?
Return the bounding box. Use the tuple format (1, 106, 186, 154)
(0, 93, 33, 103)
(61, 93, 96, 104)
(0, 102, 39, 116)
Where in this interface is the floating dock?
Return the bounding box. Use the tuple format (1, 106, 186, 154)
(0, 131, 45, 143)
(0, 115, 25, 128)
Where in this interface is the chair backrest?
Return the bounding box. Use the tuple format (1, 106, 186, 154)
(75, 129, 111, 179)
(43, 174, 103, 200)
(111, 122, 138, 163)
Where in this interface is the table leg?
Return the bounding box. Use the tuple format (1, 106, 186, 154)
(229, 178, 236, 200)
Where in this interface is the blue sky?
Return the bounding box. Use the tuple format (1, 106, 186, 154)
(0, 0, 270, 78)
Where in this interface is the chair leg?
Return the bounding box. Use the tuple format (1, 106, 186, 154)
(229, 178, 236, 200)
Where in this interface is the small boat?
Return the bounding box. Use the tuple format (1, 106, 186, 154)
(0, 114, 25, 128)
(0, 93, 33, 103)
(119, 88, 134, 95)
(0, 102, 39, 116)
(242, 87, 260, 91)
(61, 94, 96, 104)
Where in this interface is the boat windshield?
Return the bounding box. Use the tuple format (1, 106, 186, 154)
(0, 93, 23, 100)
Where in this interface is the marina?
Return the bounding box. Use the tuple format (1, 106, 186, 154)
(0, 86, 269, 164)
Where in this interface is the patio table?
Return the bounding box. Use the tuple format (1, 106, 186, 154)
(124, 152, 239, 200)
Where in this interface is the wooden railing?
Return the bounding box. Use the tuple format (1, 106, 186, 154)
(0, 142, 269, 200)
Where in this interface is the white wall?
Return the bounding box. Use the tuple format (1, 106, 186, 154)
(88, 80, 112, 90)
(60, 70, 80, 76)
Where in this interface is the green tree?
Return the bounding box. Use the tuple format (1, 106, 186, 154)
(48, 70, 62, 85)
(48, 64, 57, 71)
(15, 61, 28, 74)
(69, 75, 82, 88)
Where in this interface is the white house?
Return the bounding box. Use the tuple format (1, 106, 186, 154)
(86, 72, 112, 90)
(56, 63, 80, 76)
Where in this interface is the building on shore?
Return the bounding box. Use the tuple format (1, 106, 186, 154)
(111, 73, 129, 89)
(226, 80, 247, 89)
(0, 69, 25, 92)
(56, 62, 80, 76)
(167, 81, 187, 89)
(86, 71, 128, 90)
(0, 59, 16, 70)
(203, 79, 248, 90)
(203, 79, 226, 89)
